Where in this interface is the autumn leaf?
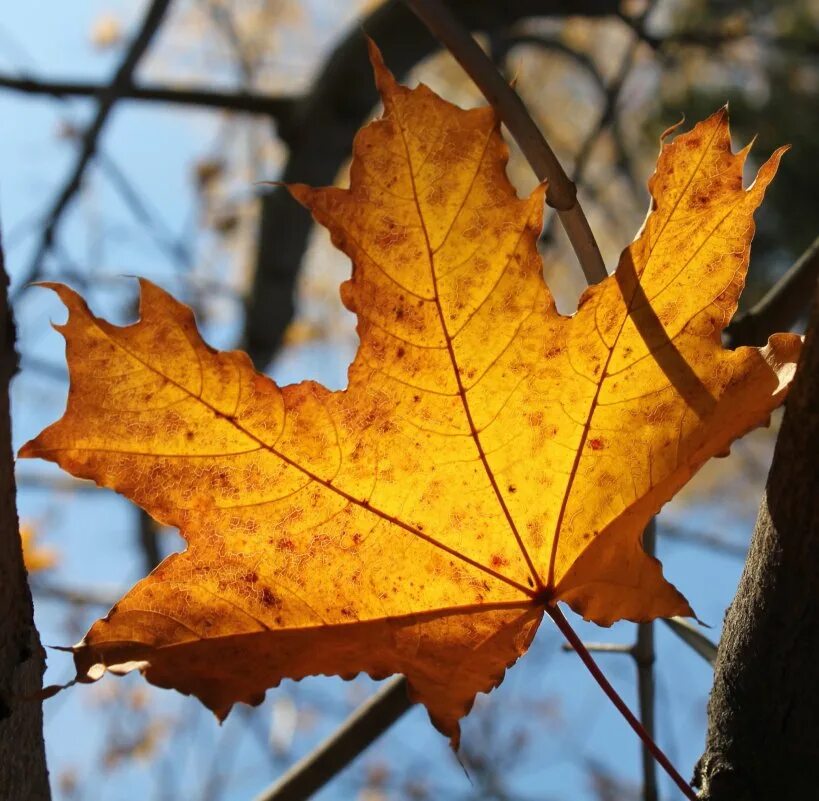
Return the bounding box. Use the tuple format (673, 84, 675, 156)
(20, 523, 58, 574)
(20, 43, 800, 742)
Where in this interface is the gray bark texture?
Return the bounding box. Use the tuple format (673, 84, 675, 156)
(0, 237, 50, 800)
(695, 285, 819, 800)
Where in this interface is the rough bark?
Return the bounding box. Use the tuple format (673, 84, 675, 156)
(0, 237, 50, 798)
(695, 284, 819, 800)
(244, 0, 618, 367)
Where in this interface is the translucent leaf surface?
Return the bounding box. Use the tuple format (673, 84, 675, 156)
(21, 44, 801, 742)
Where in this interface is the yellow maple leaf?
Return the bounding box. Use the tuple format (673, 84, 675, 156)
(20, 44, 800, 742)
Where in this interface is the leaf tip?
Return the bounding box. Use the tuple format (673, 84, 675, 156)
(16, 439, 37, 460)
(285, 182, 314, 207)
(759, 332, 803, 394)
(659, 112, 686, 143)
(365, 36, 399, 108)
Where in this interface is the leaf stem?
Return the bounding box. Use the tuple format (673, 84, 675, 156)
(547, 604, 698, 800)
(404, 0, 607, 285)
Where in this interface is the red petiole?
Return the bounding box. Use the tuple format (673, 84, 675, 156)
(547, 604, 699, 801)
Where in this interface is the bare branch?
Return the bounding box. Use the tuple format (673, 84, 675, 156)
(622, 19, 819, 56)
(494, 33, 645, 205)
(10, 0, 173, 301)
(726, 234, 819, 347)
(559, 617, 717, 666)
(538, 35, 642, 248)
(661, 618, 717, 667)
(31, 581, 119, 609)
(253, 677, 413, 801)
(405, 0, 607, 284)
(561, 641, 633, 655)
(658, 520, 747, 559)
(96, 152, 192, 270)
(635, 521, 658, 801)
(0, 74, 296, 120)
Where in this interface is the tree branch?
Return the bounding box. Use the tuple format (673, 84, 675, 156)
(726, 234, 819, 347)
(404, 0, 607, 284)
(536, 34, 642, 247)
(561, 641, 633, 654)
(493, 33, 645, 215)
(10, 0, 173, 301)
(252, 677, 412, 801)
(30, 581, 119, 609)
(658, 520, 747, 559)
(0, 75, 296, 121)
(96, 152, 192, 270)
(661, 617, 717, 667)
(635, 522, 658, 801)
(623, 21, 819, 56)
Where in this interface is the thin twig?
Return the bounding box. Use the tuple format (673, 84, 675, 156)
(31, 581, 119, 608)
(253, 677, 413, 801)
(661, 617, 717, 667)
(548, 606, 697, 801)
(561, 620, 717, 666)
(635, 521, 658, 801)
(658, 520, 747, 559)
(204, 0, 256, 83)
(96, 151, 192, 270)
(621, 18, 819, 56)
(568, 39, 640, 186)
(494, 33, 644, 218)
(726, 233, 819, 347)
(0, 75, 295, 120)
(539, 36, 641, 247)
(10, 0, 173, 301)
(404, 0, 607, 285)
(561, 641, 633, 655)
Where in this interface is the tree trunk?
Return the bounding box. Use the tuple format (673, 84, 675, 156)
(695, 286, 819, 800)
(0, 236, 50, 799)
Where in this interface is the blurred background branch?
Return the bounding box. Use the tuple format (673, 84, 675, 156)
(11, 0, 173, 301)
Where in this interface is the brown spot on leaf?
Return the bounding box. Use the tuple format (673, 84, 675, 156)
(260, 587, 279, 608)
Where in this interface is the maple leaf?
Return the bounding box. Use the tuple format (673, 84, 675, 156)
(20, 44, 801, 742)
